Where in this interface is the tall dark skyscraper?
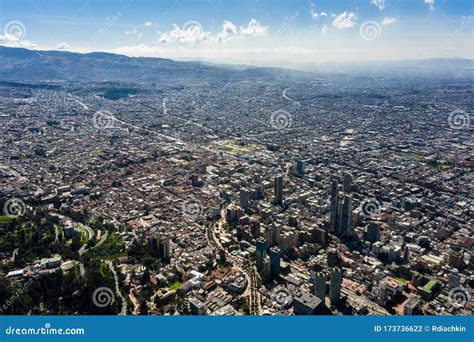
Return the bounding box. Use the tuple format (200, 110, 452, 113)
(312, 271, 327, 301)
(330, 268, 342, 304)
(296, 159, 305, 177)
(239, 188, 251, 209)
(256, 238, 267, 272)
(274, 175, 283, 205)
(329, 180, 339, 233)
(364, 222, 381, 243)
(343, 173, 352, 193)
(268, 246, 281, 278)
(337, 194, 352, 237)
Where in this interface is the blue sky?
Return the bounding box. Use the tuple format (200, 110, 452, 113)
(0, 0, 472, 66)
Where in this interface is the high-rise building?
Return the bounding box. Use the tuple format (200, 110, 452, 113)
(262, 255, 272, 283)
(239, 188, 251, 209)
(296, 159, 305, 177)
(337, 194, 353, 237)
(274, 175, 283, 205)
(448, 251, 464, 270)
(271, 223, 282, 246)
(329, 268, 342, 304)
(268, 246, 281, 278)
(312, 271, 326, 301)
(364, 222, 381, 243)
(329, 180, 339, 233)
(343, 173, 352, 193)
(327, 248, 340, 267)
(159, 238, 171, 261)
(256, 238, 267, 272)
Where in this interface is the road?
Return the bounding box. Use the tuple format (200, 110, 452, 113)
(208, 208, 262, 315)
(106, 260, 127, 315)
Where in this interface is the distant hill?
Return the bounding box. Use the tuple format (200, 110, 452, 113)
(0, 46, 301, 84)
(0, 46, 471, 84)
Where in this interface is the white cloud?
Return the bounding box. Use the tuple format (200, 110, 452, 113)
(217, 21, 237, 42)
(240, 19, 268, 36)
(159, 19, 267, 44)
(144, 21, 152, 26)
(320, 12, 327, 17)
(332, 12, 357, 30)
(425, 0, 434, 10)
(0, 34, 36, 48)
(321, 25, 329, 33)
(159, 23, 212, 44)
(381, 17, 398, 26)
(371, 0, 385, 11)
(56, 42, 70, 50)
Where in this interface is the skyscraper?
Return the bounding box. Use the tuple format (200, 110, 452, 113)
(329, 179, 339, 233)
(343, 172, 352, 193)
(268, 246, 281, 278)
(256, 238, 267, 272)
(159, 238, 171, 261)
(262, 255, 272, 283)
(239, 188, 251, 209)
(312, 271, 327, 301)
(296, 159, 305, 177)
(329, 268, 342, 304)
(274, 175, 283, 205)
(364, 222, 381, 243)
(337, 194, 353, 237)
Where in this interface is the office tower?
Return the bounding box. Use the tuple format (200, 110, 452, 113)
(312, 271, 327, 301)
(262, 255, 272, 283)
(329, 268, 342, 304)
(271, 223, 282, 246)
(343, 173, 352, 193)
(337, 194, 353, 237)
(239, 188, 251, 209)
(256, 238, 267, 272)
(268, 246, 281, 278)
(296, 159, 305, 177)
(255, 184, 264, 199)
(448, 251, 464, 270)
(314, 227, 328, 245)
(159, 239, 171, 261)
(274, 175, 283, 205)
(364, 222, 381, 243)
(329, 180, 339, 233)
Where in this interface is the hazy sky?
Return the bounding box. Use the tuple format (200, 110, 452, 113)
(0, 0, 472, 67)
